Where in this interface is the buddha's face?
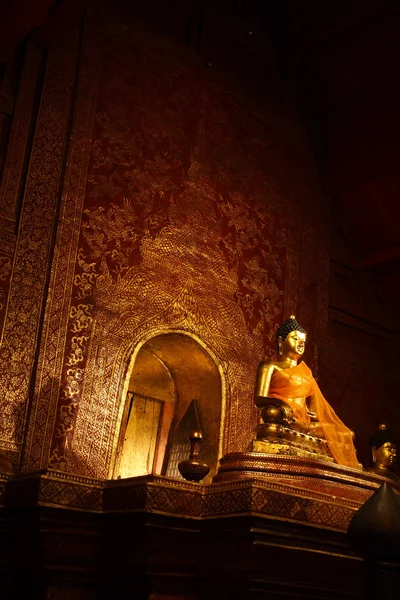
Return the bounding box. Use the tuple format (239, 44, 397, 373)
(279, 330, 306, 359)
(373, 442, 397, 468)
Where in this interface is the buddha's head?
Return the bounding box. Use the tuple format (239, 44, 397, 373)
(369, 424, 397, 470)
(276, 315, 307, 360)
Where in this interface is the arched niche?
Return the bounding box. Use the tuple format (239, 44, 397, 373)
(114, 332, 223, 482)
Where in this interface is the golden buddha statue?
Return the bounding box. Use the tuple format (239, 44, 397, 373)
(253, 315, 360, 468)
(366, 424, 399, 483)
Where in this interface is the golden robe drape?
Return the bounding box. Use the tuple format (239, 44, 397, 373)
(268, 361, 359, 469)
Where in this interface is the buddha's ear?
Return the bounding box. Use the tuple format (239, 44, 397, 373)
(371, 446, 377, 463)
(277, 336, 284, 355)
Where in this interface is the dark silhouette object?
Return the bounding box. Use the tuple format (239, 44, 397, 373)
(165, 399, 202, 477)
(348, 483, 400, 600)
(178, 430, 210, 482)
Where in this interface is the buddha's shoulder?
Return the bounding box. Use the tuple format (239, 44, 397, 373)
(257, 360, 283, 371)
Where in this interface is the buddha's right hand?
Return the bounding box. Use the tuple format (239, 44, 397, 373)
(306, 409, 318, 421)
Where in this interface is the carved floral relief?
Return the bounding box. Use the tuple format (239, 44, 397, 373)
(25, 18, 322, 476)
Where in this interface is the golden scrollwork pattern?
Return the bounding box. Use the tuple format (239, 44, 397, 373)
(0, 45, 42, 221)
(22, 13, 104, 471)
(0, 30, 80, 461)
(24, 15, 322, 477)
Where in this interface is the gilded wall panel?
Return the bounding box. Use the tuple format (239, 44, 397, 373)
(0, 230, 15, 344)
(0, 45, 42, 338)
(22, 14, 103, 471)
(0, 45, 42, 222)
(0, 247, 12, 335)
(24, 16, 322, 477)
(0, 30, 80, 463)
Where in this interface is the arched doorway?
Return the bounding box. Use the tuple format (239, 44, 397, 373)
(114, 333, 222, 482)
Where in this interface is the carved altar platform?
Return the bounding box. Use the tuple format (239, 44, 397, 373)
(0, 462, 396, 599)
(213, 451, 398, 504)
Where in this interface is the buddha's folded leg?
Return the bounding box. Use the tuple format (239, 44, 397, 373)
(307, 420, 324, 438)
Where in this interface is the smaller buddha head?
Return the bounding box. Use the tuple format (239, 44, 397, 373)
(369, 424, 397, 470)
(276, 315, 307, 360)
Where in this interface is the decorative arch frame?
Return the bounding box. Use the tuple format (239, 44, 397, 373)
(111, 327, 228, 479)
(109, 327, 227, 479)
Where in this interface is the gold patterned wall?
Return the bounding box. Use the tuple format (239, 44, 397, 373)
(0, 7, 323, 476)
(0, 30, 80, 468)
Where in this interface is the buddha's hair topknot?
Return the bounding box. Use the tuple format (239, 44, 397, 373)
(276, 315, 306, 352)
(369, 423, 396, 450)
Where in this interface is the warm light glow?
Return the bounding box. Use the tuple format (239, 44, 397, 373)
(115, 332, 222, 481)
(118, 395, 162, 478)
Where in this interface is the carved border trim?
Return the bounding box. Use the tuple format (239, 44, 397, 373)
(22, 13, 103, 471)
(0, 30, 80, 461)
(0, 45, 42, 223)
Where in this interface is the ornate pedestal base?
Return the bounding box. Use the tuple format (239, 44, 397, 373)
(214, 452, 399, 504)
(253, 398, 335, 464)
(252, 424, 334, 463)
(252, 438, 334, 462)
